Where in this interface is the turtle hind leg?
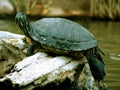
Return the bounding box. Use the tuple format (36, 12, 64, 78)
(84, 47, 106, 82)
(94, 46, 105, 65)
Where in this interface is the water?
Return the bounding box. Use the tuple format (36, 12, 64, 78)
(78, 20, 120, 90)
(0, 19, 120, 90)
(0, 20, 22, 34)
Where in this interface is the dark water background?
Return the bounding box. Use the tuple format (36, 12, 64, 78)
(0, 19, 120, 90)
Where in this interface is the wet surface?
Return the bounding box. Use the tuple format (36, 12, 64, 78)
(0, 19, 120, 90)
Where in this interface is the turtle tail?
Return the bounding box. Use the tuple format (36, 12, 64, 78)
(84, 46, 106, 83)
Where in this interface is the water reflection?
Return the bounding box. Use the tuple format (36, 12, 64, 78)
(0, 19, 120, 90)
(0, 20, 22, 34)
(78, 20, 120, 90)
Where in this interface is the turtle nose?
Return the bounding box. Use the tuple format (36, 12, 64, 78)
(17, 12, 23, 15)
(16, 12, 24, 19)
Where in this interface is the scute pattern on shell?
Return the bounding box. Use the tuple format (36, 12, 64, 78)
(28, 18, 97, 51)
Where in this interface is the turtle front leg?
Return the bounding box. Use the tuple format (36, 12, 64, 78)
(27, 43, 36, 56)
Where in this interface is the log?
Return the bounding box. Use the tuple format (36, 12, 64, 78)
(0, 31, 85, 89)
(0, 31, 104, 90)
(0, 31, 26, 63)
(0, 31, 24, 39)
(0, 52, 84, 89)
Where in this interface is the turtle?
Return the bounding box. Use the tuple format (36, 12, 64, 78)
(15, 12, 106, 84)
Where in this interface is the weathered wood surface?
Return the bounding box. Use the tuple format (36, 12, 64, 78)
(1, 52, 84, 89)
(0, 31, 85, 89)
(0, 31, 102, 90)
(0, 31, 25, 49)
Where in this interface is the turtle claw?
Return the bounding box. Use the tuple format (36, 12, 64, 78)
(95, 80, 108, 90)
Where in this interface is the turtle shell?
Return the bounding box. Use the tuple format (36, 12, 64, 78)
(28, 18, 97, 51)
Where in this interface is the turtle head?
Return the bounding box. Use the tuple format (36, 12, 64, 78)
(15, 12, 30, 36)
